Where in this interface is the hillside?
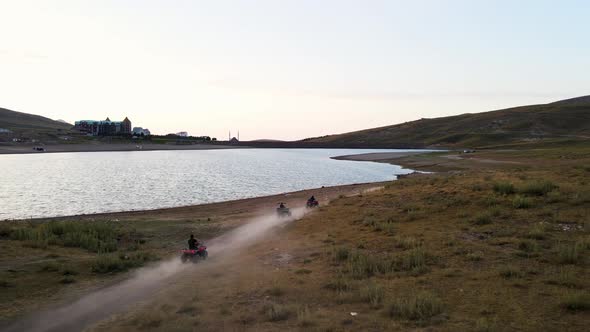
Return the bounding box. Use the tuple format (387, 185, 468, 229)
(0, 108, 72, 143)
(0, 107, 71, 134)
(302, 96, 590, 149)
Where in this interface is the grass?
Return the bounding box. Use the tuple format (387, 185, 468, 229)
(374, 221, 396, 235)
(264, 303, 291, 322)
(348, 250, 383, 279)
(394, 236, 421, 249)
(561, 292, 590, 311)
(296, 306, 314, 327)
(547, 268, 581, 288)
(396, 248, 429, 273)
(493, 182, 515, 195)
(5, 145, 590, 331)
(512, 195, 532, 209)
(499, 266, 524, 279)
(267, 285, 285, 297)
(9, 221, 118, 253)
(557, 242, 582, 265)
(91, 252, 157, 274)
(332, 246, 350, 261)
(387, 291, 444, 321)
(472, 212, 492, 225)
(358, 281, 384, 308)
(518, 180, 557, 196)
(526, 223, 549, 240)
(324, 275, 353, 292)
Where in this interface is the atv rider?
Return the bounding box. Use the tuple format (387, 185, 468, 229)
(308, 195, 316, 204)
(188, 234, 199, 250)
(279, 202, 286, 209)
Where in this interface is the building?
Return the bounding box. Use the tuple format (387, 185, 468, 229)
(176, 131, 188, 137)
(74, 117, 132, 136)
(132, 127, 151, 136)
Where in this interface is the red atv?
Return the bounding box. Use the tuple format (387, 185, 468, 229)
(306, 199, 319, 209)
(180, 244, 208, 263)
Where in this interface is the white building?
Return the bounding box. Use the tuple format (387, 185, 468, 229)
(132, 127, 151, 136)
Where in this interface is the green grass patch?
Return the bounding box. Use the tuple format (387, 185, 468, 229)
(512, 195, 532, 209)
(9, 221, 118, 253)
(358, 281, 384, 308)
(493, 182, 515, 195)
(557, 243, 583, 265)
(561, 292, 590, 311)
(518, 180, 557, 196)
(526, 223, 549, 240)
(332, 246, 350, 262)
(499, 266, 524, 279)
(394, 236, 421, 249)
(386, 291, 444, 321)
(91, 252, 157, 274)
(472, 212, 492, 225)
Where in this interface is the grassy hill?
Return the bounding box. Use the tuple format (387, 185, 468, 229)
(0, 107, 73, 141)
(302, 96, 590, 149)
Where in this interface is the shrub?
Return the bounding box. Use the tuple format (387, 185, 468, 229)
(526, 223, 548, 240)
(475, 317, 498, 332)
(518, 240, 539, 254)
(268, 286, 284, 297)
(0, 280, 13, 288)
(499, 266, 524, 279)
(493, 182, 515, 195)
(547, 268, 580, 288)
(348, 251, 383, 279)
(91, 252, 157, 274)
(472, 212, 492, 225)
(39, 262, 60, 272)
(394, 236, 421, 249)
(519, 180, 557, 196)
(297, 306, 314, 327)
(512, 196, 531, 209)
(558, 243, 582, 265)
(374, 222, 396, 235)
(387, 291, 444, 321)
(60, 276, 76, 284)
(396, 248, 429, 274)
(466, 251, 484, 261)
(333, 247, 350, 261)
(324, 276, 353, 292)
(561, 292, 590, 311)
(9, 221, 118, 253)
(265, 304, 291, 322)
(359, 282, 384, 308)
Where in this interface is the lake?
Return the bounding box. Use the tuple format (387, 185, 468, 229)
(0, 149, 420, 220)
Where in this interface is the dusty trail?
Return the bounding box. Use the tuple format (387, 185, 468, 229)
(3, 208, 308, 332)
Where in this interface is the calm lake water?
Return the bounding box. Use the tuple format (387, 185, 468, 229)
(0, 149, 420, 220)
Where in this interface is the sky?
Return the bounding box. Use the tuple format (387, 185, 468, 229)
(0, 0, 589, 140)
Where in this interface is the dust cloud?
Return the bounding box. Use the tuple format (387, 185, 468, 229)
(4, 207, 308, 332)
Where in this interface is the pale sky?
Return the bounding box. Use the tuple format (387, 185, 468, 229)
(1, 0, 589, 140)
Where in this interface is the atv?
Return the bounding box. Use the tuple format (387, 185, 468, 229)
(306, 199, 319, 209)
(180, 244, 208, 263)
(276, 203, 292, 218)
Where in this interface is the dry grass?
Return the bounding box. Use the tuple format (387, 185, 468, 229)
(3, 146, 590, 331)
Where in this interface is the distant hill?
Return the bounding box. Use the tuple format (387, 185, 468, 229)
(0, 107, 72, 138)
(302, 96, 590, 149)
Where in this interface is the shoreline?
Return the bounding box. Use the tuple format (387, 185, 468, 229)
(4, 181, 391, 223)
(0, 143, 247, 155)
(331, 151, 434, 162)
